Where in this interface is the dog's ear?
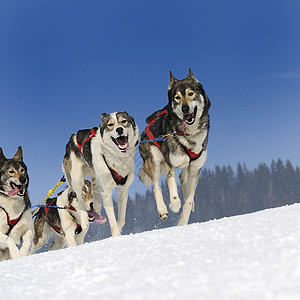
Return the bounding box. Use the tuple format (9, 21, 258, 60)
(13, 146, 23, 161)
(123, 111, 136, 129)
(168, 71, 178, 90)
(187, 68, 199, 83)
(101, 113, 108, 122)
(0, 148, 6, 162)
(83, 179, 91, 196)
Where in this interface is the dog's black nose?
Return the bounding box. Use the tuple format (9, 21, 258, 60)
(19, 176, 26, 185)
(90, 202, 94, 210)
(182, 105, 190, 114)
(116, 127, 124, 135)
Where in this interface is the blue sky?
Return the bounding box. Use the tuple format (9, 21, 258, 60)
(1, 0, 300, 204)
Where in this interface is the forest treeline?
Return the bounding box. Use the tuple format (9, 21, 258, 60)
(86, 159, 300, 241)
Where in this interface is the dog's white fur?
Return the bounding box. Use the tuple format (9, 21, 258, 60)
(0, 202, 33, 260)
(63, 112, 138, 237)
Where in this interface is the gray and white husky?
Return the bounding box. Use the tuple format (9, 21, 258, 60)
(139, 69, 211, 225)
(31, 180, 105, 253)
(0, 146, 33, 260)
(63, 112, 138, 237)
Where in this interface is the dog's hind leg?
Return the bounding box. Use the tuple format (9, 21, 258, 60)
(65, 153, 89, 232)
(165, 163, 181, 213)
(117, 187, 129, 233)
(152, 163, 168, 221)
(177, 167, 200, 226)
(91, 176, 102, 214)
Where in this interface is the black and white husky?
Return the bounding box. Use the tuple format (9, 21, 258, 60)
(139, 69, 210, 225)
(31, 180, 105, 253)
(0, 146, 33, 260)
(63, 112, 138, 237)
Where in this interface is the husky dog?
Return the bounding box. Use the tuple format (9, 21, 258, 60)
(31, 180, 106, 253)
(63, 112, 138, 237)
(0, 146, 33, 260)
(139, 69, 210, 225)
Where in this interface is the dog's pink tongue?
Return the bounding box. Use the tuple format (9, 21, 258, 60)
(181, 120, 187, 131)
(88, 210, 107, 224)
(8, 187, 20, 197)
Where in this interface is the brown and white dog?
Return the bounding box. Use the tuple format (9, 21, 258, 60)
(63, 112, 138, 237)
(139, 69, 210, 225)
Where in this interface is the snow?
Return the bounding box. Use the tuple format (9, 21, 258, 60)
(1, 204, 300, 300)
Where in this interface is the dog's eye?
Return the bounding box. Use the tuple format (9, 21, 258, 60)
(188, 91, 195, 97)
(8, 170, 15, 175)
(20, 168, 25, 173)
(174, 95, 181, 102)
(121, 120, 128, 126)
(107, 123, 114, 130)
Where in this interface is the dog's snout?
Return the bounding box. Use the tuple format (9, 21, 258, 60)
(19, 176, 26, 185)
(182, 105, 190, 114)
(116, 127, 124, 135)
(90, 202, 94, 211)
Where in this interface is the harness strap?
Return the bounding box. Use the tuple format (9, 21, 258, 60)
(102, 155, 128, 185)
(145, 110, 168, 149)
(77, 128, 97, 153)
(145, 110, 202, 161)
(0, 206, 25, 236)
(44, 198, 56, 215)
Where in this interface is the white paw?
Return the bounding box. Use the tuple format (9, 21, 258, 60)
(111, 228, 121, 237)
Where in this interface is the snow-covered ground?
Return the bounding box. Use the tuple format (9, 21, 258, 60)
(1, 204, 300, 300)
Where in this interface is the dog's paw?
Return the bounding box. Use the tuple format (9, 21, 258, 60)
(111, 228, 121, 237)
(159, 212, 168, 221)
(169, 197, 181, 213)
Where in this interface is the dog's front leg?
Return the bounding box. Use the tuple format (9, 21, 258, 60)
(165, 163, 181, 213)
(19, 228, 33, 256)
(50, 235, 65, 250)
(117, 187, 129, 233)
(101, 189, 120, 237)
(0, 233, 20, 259)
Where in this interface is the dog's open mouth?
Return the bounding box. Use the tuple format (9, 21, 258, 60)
(181, 106, 197, 130)
(87, 209, 107, 224)
(8, 182, 25, 197)
(111, 136, 129, 153)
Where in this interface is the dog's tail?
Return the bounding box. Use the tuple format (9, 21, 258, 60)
(33, 209, 46, 245)
(139, 165, 152, 186)
(139, 162, 165, 186)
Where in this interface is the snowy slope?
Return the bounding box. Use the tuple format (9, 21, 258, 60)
(1, 204, 300, 300)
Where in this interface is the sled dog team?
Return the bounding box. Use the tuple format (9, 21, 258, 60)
(0, 69, 211, 261)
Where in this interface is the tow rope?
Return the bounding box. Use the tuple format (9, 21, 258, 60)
(31, 176, 66, 215)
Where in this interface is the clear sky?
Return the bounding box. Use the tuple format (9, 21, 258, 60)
(1, 0, 300, 204)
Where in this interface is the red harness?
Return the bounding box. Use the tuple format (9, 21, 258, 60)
(144, 110, 202, 161)
(102, 155, 128, 185)
(0, 206, 24, 236)
(44, 199, 79, 235)
(77, 128, 97, 153)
